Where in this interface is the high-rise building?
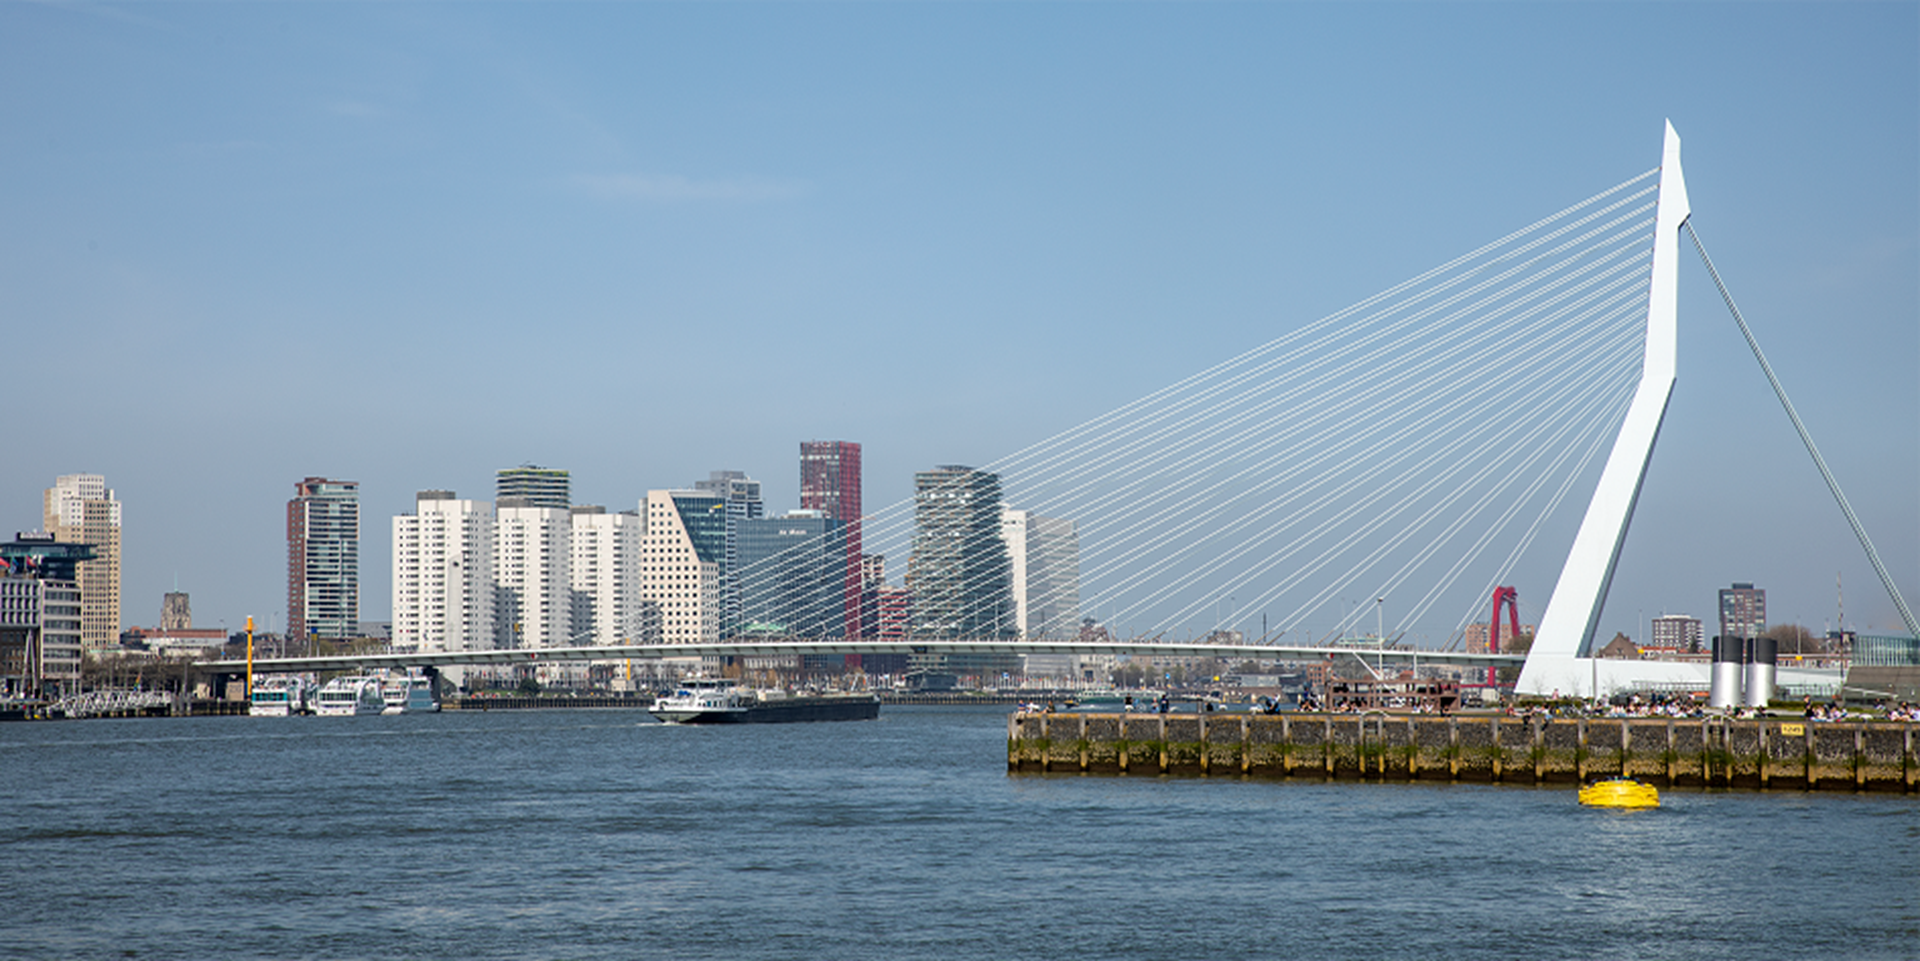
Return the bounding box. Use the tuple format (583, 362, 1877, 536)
(1024, 514, 1081, 640)
(495, 499, 572, 650)
(641, 490, 726, 644)
(1001, 510, 1028, 634)
(1650, 614, 1704, 652)
(908, 465, 1018, 678)
(287, 477, 360, 643)
(392, 491, 496, 655)
(694, 470, 764, 631)
(0, 533, 91, 695)
(161, 592, 191, 632)
(1719, 583, 1766, 642)
(495, 465, 570, 509)
(571, 506, 645, 646)
(1002, 508, 1081, 674)
(736, 510, 847, 639)
(43, 474, 120, 655)
(801, 441, 862, 636)
(693, 470, 764, 517)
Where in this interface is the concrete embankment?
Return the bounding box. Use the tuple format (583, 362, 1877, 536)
(4, 699, 249, 721)
(447, 695, 650, 710)
(1008, 712, 1920, 792)
(446, 691, 1041, 710)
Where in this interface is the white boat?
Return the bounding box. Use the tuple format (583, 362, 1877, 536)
(650, 676, 750, 723)
(650, 676, 879, 724)
(248, 675, 312, 717)
(381, 674, 439, 714)
(312, 675, 387, 716)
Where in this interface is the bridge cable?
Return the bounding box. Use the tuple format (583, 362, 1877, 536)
(1685, 223, 1920, 640)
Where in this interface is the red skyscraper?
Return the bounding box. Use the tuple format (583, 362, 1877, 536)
(800, 441, 862, 638)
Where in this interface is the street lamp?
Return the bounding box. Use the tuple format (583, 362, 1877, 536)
(1375, 597, 1386, 677)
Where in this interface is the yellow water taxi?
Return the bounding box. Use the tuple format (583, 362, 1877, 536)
(1578, 778, 1660, 808)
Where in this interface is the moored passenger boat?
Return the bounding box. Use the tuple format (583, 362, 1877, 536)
(381, 674, 439, 714)
(313, 675, 387, 716)
(650, 677, 880, 724)
(248, 675, 313, 717)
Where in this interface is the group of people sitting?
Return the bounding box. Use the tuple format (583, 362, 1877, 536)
(1805, 699, 1920, 722)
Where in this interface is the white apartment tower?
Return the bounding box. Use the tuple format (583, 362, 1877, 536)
(1001, 509, 1030, 636)
(571, 506, 645, 646)
(1002, 507, 1081, 677)
(1025, 513, 1081, 640)
(392, 491, 495, 654)
(495, 500, 573, 650)
(642, 490, 721, 644)
(43, 474, 121, 654)
(1000, 507, 1082, 640)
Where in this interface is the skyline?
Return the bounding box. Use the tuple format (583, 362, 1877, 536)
(4, 3, 1914, 644)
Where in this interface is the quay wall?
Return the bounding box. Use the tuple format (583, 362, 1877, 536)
(443, 691, 1031, 710)
(1008, 712, 1920, 793)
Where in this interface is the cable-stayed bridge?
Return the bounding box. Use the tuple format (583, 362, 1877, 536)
(729, 144, 1670, 679)
(215, 123, 1913, 696)
(209, 639, 1522, 676)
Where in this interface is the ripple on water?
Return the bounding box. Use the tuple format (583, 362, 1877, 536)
(1, 708, 1915, 961)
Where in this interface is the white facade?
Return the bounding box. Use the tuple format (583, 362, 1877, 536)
(1001, 507, 1082, 640)
(642, 491, 719, 645)
(0, 577, 82, 689)
(1001, 509, 1029, 636)
(392, 492, 496, 655)
(571, 507, 644, 646)
(45, 474, 120, 527)
(1651, 614, 1703, 652)
(1003, 507, 1082, 676)
(1521, 122, 1691, 696)
(495, 503, 573, 650)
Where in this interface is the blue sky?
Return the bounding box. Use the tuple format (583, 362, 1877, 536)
(3, 2, 1914, 642)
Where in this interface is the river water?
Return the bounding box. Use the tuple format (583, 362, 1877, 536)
(2, 705, 1914, 960)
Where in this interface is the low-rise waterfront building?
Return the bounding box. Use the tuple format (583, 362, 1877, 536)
(0, 533, 91, 697)
(121, 626, 230, 656)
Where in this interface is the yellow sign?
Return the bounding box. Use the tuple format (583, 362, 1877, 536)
(1779, 723, 1805, 737)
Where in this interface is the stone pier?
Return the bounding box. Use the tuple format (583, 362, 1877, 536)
(1007, 712, 1920, 792)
